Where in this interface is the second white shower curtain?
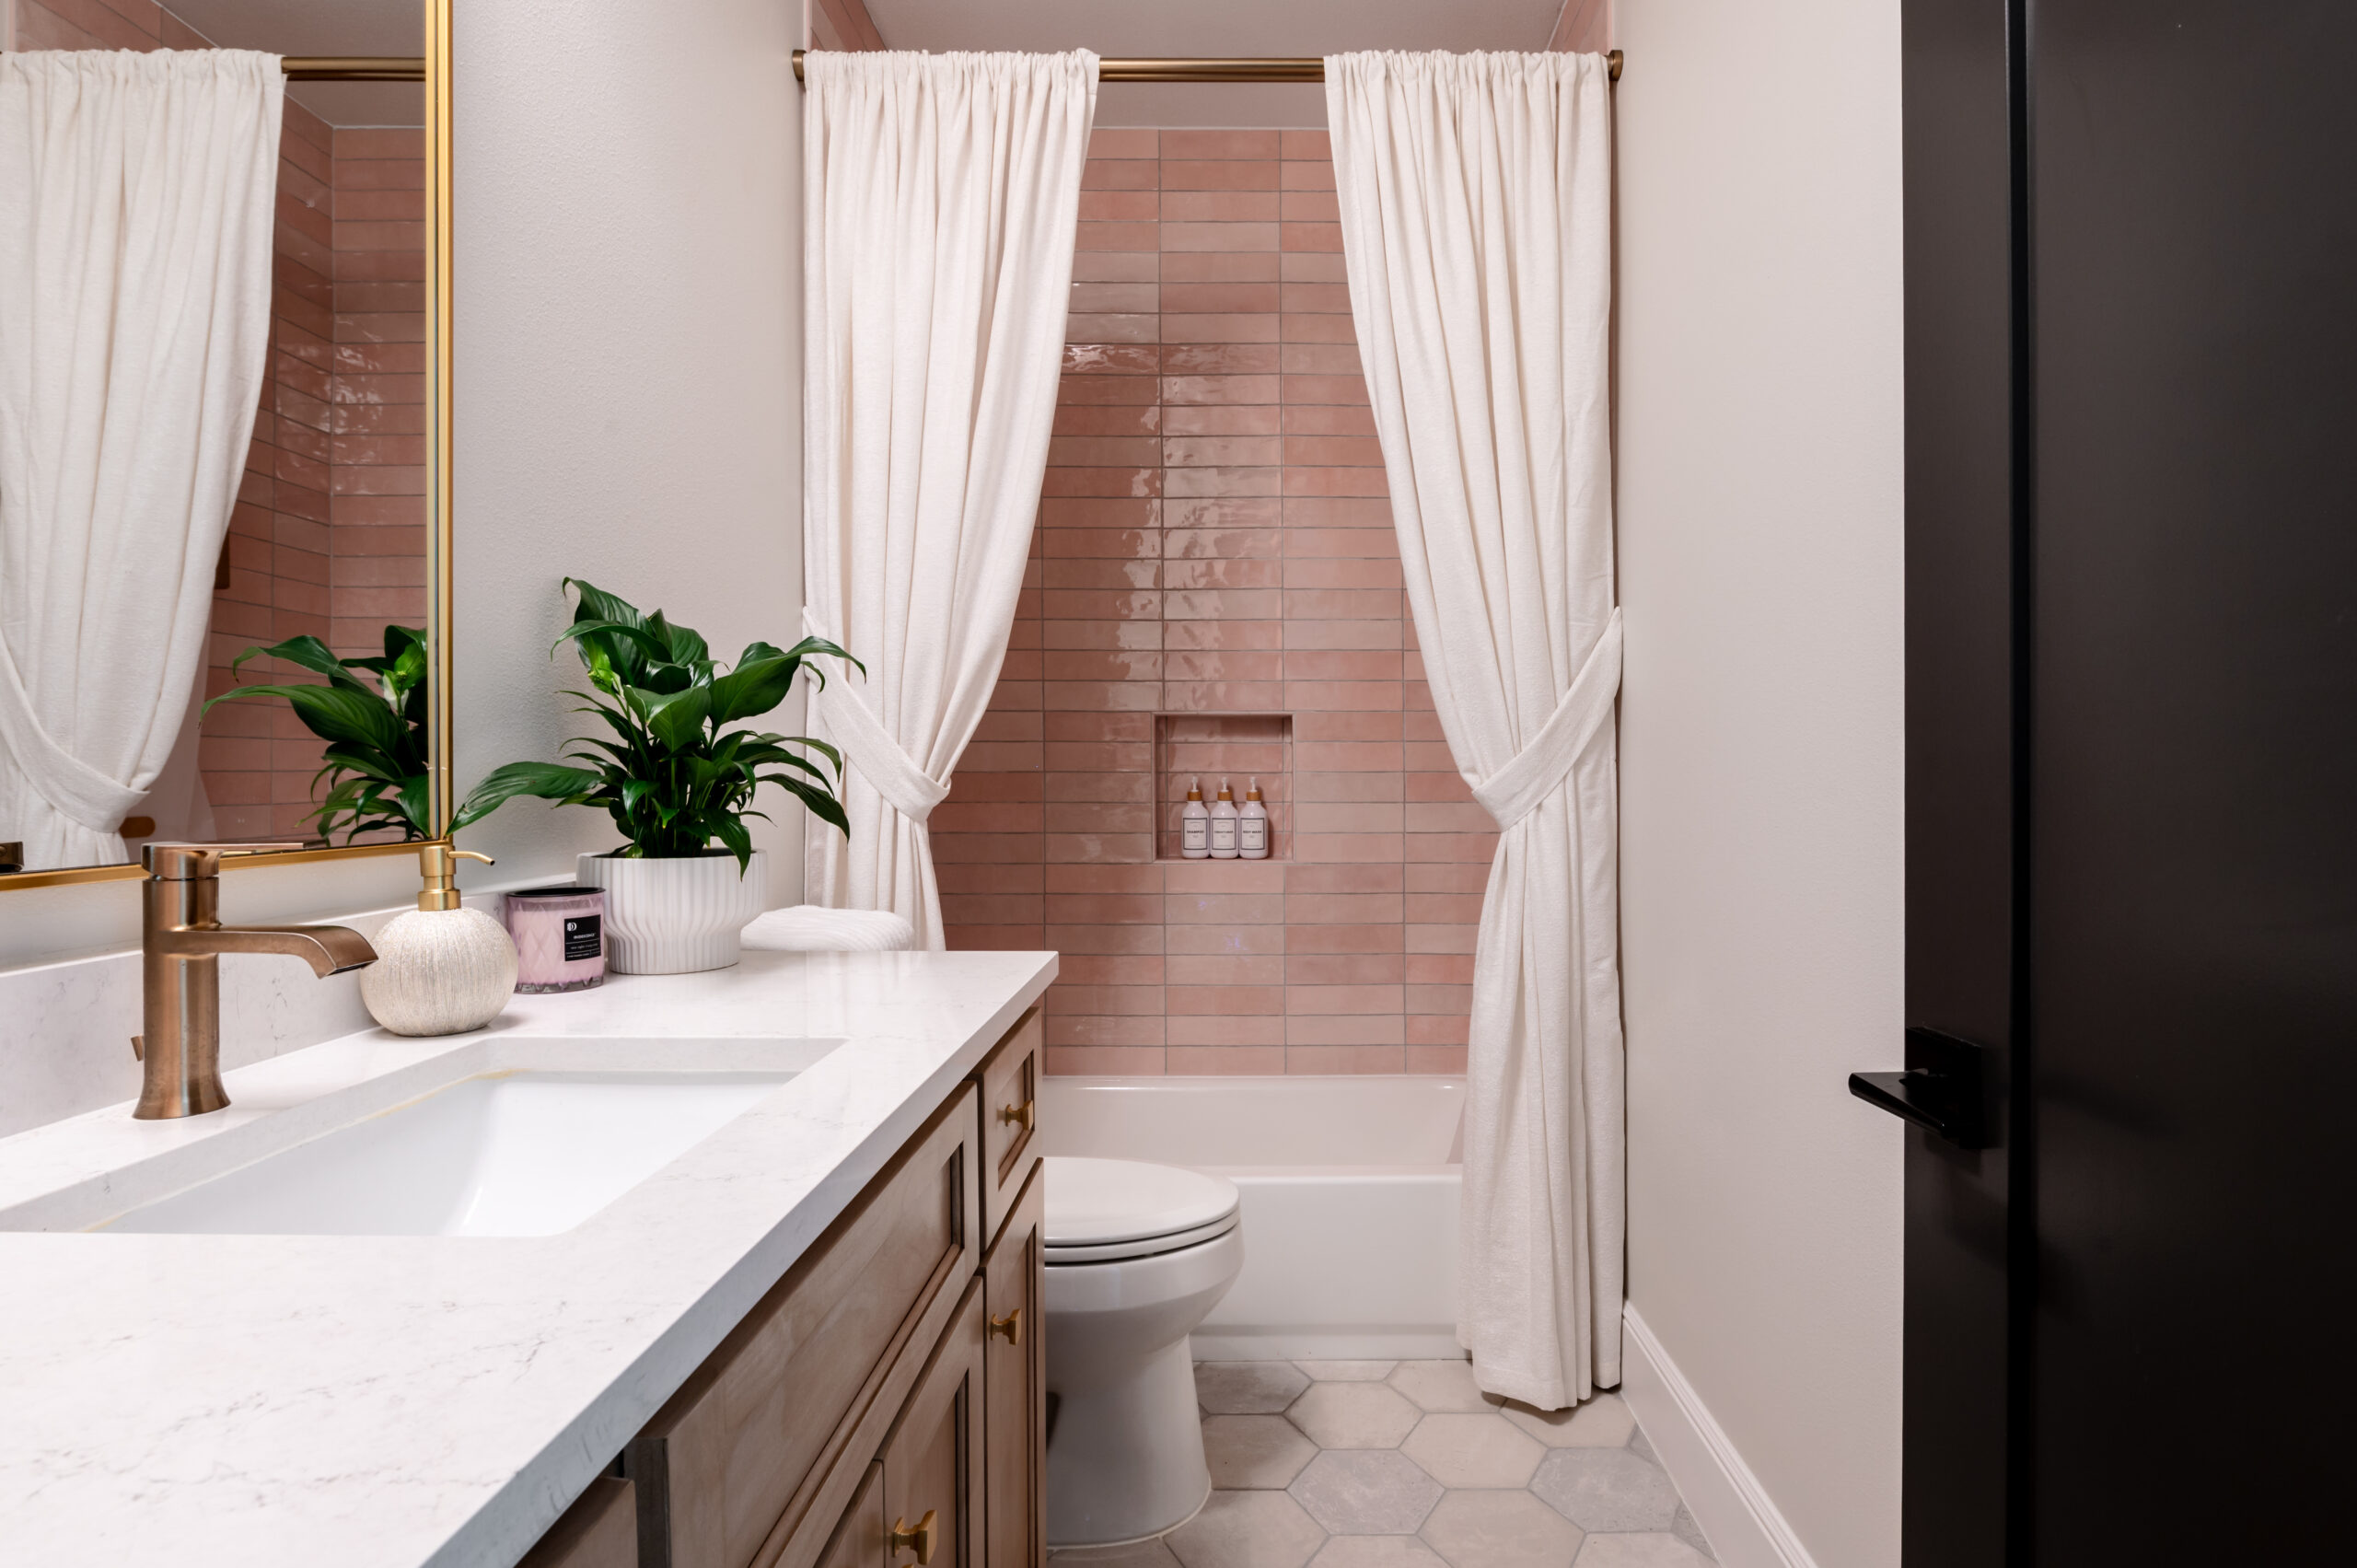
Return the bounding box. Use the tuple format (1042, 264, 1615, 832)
(1329, 51, 1623, 1409)
(801, 51, 1096, 947)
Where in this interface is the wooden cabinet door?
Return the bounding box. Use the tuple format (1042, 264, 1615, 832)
(880, 1279, 986, 1568)
(974, 1008, 1040, 1251)
(812, 1464, 887, 1568)
(981, 1161, 1045, 1568)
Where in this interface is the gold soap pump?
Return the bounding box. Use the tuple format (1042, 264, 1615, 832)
(358, 841, 521, 1036)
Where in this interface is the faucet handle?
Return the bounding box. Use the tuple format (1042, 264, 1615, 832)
(142, 842, 308, 879)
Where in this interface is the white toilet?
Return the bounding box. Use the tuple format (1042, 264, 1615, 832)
(1043, 1154, 1244, 1547)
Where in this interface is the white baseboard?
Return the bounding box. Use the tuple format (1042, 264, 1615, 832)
(1190, 1330, 1467, 1361)
(1620, 1306, 1820, 1568)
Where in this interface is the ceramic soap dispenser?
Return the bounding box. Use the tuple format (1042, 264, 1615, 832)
(361, 842, 519, 1036)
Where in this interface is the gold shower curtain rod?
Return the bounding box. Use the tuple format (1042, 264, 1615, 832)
(790, 50, 1623, 84)
(282, 57, 426, 81)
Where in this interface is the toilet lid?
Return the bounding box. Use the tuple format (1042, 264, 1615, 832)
(1044, 1156, 1239, 1252)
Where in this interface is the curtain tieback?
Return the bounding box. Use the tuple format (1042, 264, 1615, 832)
(0, 636, 144, 833)
(1469, 609, 1624, 830)
(800, 610, 952, 825)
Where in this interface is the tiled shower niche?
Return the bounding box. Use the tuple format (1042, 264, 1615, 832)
(1159, 714, 1292, 860)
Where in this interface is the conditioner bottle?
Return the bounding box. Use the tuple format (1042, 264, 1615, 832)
(1238, 777, 1270, 859)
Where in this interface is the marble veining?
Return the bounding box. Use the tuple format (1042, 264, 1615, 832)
(0, 947, 1057, 1568)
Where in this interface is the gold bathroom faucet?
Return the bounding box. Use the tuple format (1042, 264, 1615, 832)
(133, 843, 378, 1120)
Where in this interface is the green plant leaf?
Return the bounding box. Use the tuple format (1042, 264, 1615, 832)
(207, 681, 404, 753)
(456, 761, 606, 818)
(643, 684, 712, 752)
(228, 634, 377, 693)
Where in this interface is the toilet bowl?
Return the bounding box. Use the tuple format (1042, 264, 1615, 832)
(1043, 1154, 1243, 1547)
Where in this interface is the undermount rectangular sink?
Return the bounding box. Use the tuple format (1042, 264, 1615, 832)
(0, 1035, 842, 1237)
(108, 1070, 797, 1237)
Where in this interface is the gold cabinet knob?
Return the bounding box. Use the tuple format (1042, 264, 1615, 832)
(888, 1508, 938, 1565)
(997, 1098, 1035, 1132)
(989, 1307, 1023, 1345)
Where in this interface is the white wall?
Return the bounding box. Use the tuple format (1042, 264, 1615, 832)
(1613, 2, 1905, 1565)
(453, 0, 807, 904)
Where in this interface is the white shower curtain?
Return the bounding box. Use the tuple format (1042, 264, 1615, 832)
(1328, 50, 1622, 1409)
(801, 51, 1095, 947)
(0, 51, 283, 870)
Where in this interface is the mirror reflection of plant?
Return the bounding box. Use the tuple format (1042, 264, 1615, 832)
(203, 625, 432, 842)
(457, 579, 860, 869)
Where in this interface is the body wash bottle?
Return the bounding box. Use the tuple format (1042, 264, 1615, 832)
(1210, 777, 1240, 858)
(1181, 778, 1211, 858)
(1239, 777, 1270, 859)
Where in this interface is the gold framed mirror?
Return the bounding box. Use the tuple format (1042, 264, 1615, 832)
(0, 0, 451, 891)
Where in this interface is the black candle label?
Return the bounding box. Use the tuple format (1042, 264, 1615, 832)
(563, 914, 603, 962)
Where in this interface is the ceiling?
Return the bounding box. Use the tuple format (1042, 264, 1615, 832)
(161, 0, 422, 126)
(860, 0, 1571, 126)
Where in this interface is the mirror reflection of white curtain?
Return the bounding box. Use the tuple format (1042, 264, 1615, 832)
(0, 51, 282, 870)
(1328, 50, 1622, 1410)
(800, 50, 1096, 947)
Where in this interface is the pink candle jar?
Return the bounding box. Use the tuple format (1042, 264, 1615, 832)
(505, 886, 606, 993)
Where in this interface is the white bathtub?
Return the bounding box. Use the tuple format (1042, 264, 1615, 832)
(1038, 1075, 1465, 1360)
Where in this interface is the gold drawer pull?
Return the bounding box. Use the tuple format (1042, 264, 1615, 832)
(989, 1307, 1023, 1345)
(997, 1098, 1035, 1132)
(889, 1508, 938, 1565)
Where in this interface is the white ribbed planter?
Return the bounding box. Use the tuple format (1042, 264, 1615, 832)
(576, 849, 766, 975)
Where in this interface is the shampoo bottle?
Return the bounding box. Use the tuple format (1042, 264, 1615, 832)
(1239, 777, 1270, 859)
(361, 842, 519, 1036)
(1181, 778, 1211, 858)
(1210, 777, 1240, 859)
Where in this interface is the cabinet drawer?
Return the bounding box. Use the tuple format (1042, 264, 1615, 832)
(974, 1009, 1041, 1251)
(520, 1476, 635, 1568)
(629, 1085, 981, 1568)
(981, 1163, 1046, 1568)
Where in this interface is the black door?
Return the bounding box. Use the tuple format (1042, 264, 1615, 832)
(1896, 1, 2357, 1561)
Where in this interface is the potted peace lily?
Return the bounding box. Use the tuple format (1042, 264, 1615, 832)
(459, 579, 858, 974)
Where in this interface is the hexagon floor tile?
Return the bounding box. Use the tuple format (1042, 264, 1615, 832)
(1286, 1380, 1424, 1448)
(1387, 1360, 1499, 1414)
(1205, 1413, 1318, 1490)
(1166, 1490, 1328, 1568)
(1288, 1449, 1445, 1535)
(1200, 1361, 1313, 1414)
(1400, 1412, 1546, 1489)
(1051, 1360, 1714, 1567)
(1419, 1488, 1585, 1568)
(1530, 1447, 1683, 1534)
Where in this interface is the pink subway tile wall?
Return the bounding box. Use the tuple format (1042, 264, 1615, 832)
(203, 97, 350, 838)
(933, 130, 1494, 1079)
(203, 114, 426, 840)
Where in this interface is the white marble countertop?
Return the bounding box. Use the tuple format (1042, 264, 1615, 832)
(0, 948, 1056, 1568)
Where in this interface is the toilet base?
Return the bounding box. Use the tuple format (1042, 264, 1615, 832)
(1046, 1336, 1212, 1547)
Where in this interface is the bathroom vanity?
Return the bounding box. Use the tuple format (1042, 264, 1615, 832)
(0, 949, 1054, 1568)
